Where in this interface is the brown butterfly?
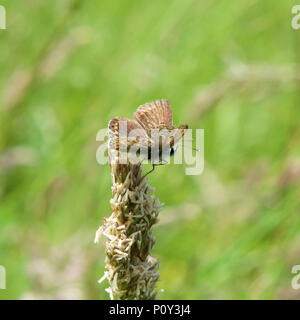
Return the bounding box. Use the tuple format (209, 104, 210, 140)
(108, 99, 188, 175)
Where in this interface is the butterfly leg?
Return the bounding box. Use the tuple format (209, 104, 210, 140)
(144, 164, 156, 177)
(143, 159, 168, 177)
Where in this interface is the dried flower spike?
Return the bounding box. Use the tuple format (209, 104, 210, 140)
(95, 151, 163, 300)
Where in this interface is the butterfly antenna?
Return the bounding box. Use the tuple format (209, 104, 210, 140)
(181, 145, 200, 152)
(180, 139, 200, 152)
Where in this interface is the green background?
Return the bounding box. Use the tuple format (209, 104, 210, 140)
(0, 0, 300, 299)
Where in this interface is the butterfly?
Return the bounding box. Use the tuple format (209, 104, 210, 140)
(108, 99, 188, 175)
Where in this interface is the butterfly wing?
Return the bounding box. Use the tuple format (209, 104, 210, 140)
(134, 99, 187, 149)
(134, 99, 173, 131)
(108, 118, 151, 153)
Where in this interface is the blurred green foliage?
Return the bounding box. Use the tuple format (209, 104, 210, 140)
(0, 0, 300, 299)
